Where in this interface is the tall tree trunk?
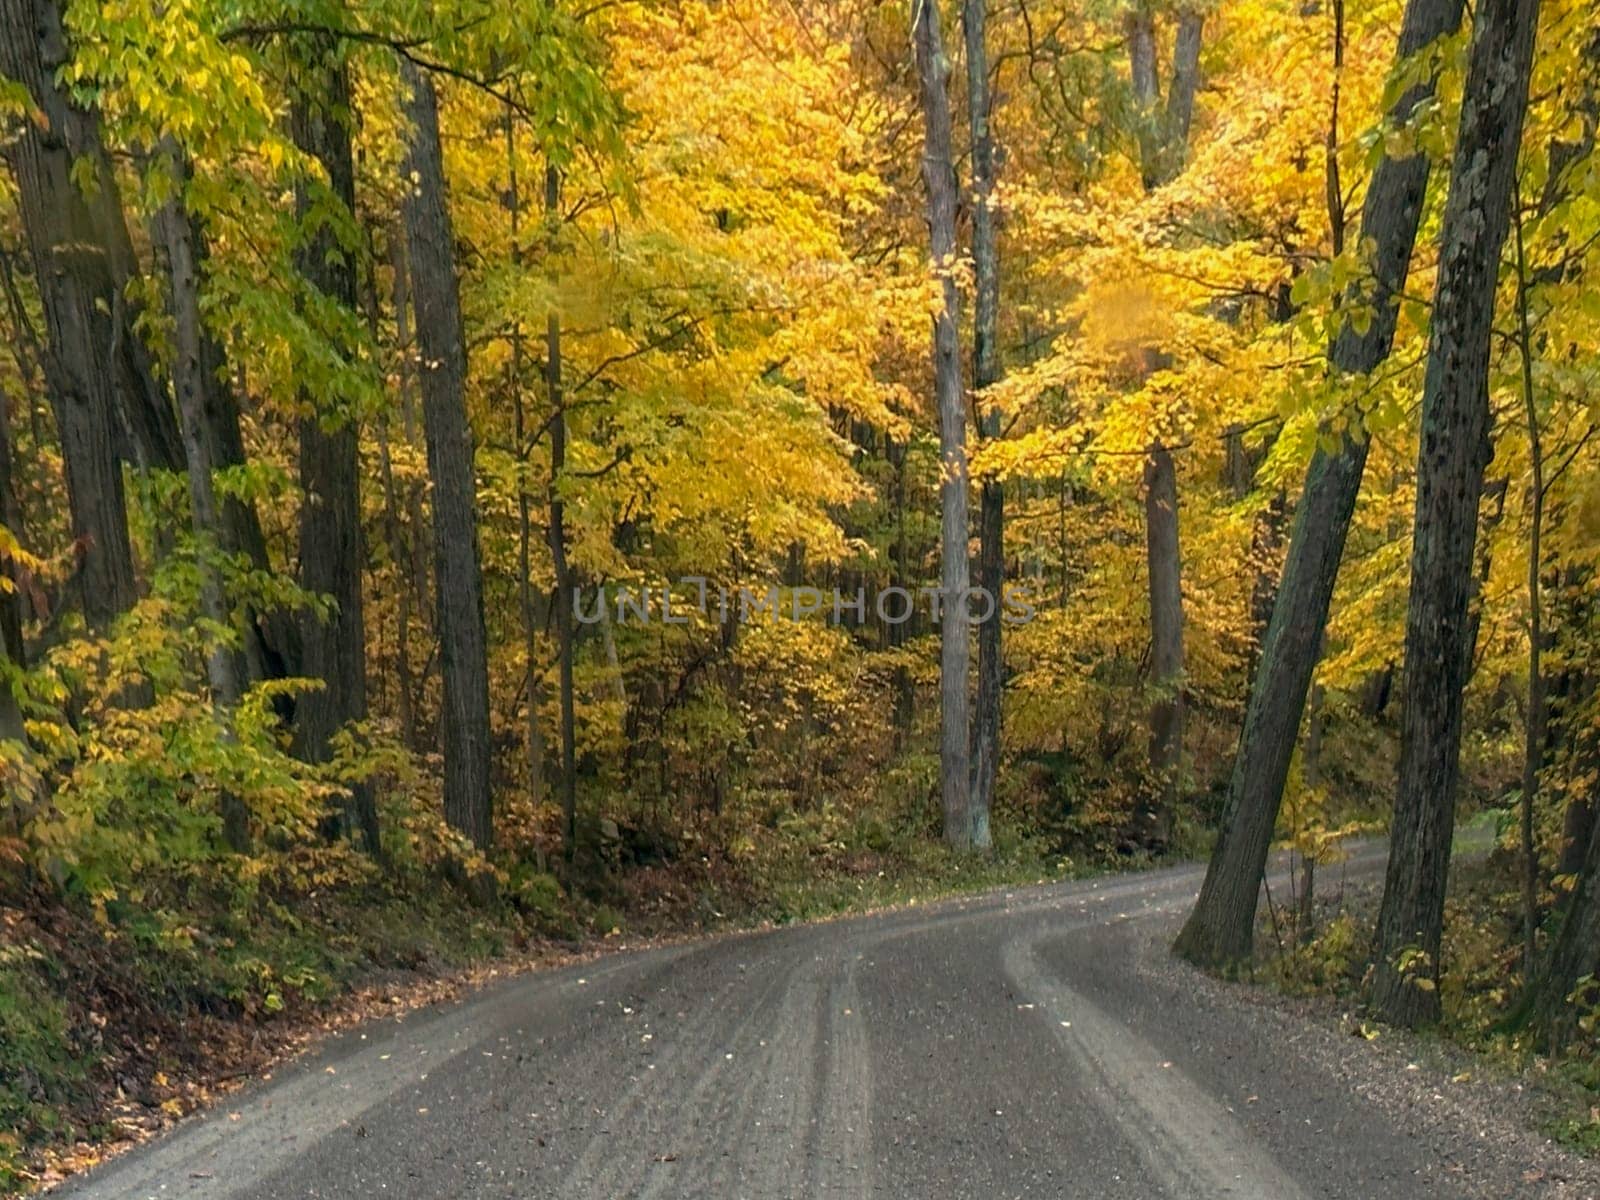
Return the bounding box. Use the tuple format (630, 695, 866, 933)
(964, 0, 999, 851)
(0, 383, 29, 659)
(1165, 8, 1205, 156)
(1126, 8, 1205, 842)
(374, 415, 418, 747)
(1247, 489, 1288, 676)
(887, 435, 915, 745)
(1558, 794, 1596, 878)
(1174, 0, 1467, 968)
(1148, 6, 1206, 187)
(546, 165, 579, 862)
(912, 0, 973, 849)
(0, 385, 25, 751)
(1126, 8, 1160, 186)
(0, 627, 23, 750)
(504, 110, 546, 811)
(0, 579, 32, 823)
(1372, 0, 1541, 1029)
(0, 0, 140, 632)
(382, 231, 426, 749)
(1529, 812, 1600, 1049)
(1539, 586, 1597, 1005)
(193, 237, 299, 683)
(288, 42, 378, 854)
(76, 132, 182, 478)
(1557, 693, 1597, 875)
(1513, 187, 1544, 979)
(1142, 443, 1183, 845)
(155, 150, 251, 852)
(399, 62, 494, 854)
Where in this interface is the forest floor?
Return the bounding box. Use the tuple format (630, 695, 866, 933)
(0, 829, 1084, 1195)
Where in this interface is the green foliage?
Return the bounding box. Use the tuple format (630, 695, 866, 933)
(1268, 912, 1366, 996)
(0, 953, 82, 1189)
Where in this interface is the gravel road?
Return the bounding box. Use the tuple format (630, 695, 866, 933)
(52, 843, 1600, 1199)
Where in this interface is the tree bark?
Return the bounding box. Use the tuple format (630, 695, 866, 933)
(1538, 587, 1598, 1014)
(964, 0, 999, 851)
(1247, 489, 1288, 676)
(1555, 681, 1593, 876)
(545, 166, 579, 862)
(0, 0, 140, 632)
(0, 383, 28, 664)
(1513, 189, 1544, 979)
(192, 229, 299, 683)
(288, 42, 378, 854)
(912, 0, 973, 849)
(0, 388, 25, 748)
(1127, 8, 1204, 841)
(1529, 809, 1600, 1049)
(1174, 0, 1467, 968)
(76, 132, 182, 478)
(400, 63, 495, 854)
(1372, 0, 1541, 1029)
(1158, 9, 1203, 187)
(381, 231, 426, 749)
(503, 110, 546, 812)
(155, 150, 251, 852)
(1142, 442, 1183, 845)
(1557, 774, 1596, 879)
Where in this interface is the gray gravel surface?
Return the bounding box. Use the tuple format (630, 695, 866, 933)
(51, 844, 1600, 1199)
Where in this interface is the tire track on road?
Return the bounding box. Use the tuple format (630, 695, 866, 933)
(1002, 929, 1308, 1200)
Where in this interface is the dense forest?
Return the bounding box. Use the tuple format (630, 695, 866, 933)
(3, 0, 1600, 1185)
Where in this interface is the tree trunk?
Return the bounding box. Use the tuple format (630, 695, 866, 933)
(1247, 489, 1288, 676)
(1372, 0, 1541, 1029)
(1126, 8, 1160, 187)
(400, 62, 495, 854)
(155, 150, 251, 852)
(0, 0, 140, 632)
(1165, 8, 1205, 156)
(546, 165, 579, 862)
(0, 633, 23, 751)
(1537, 589, 1598, 1019)
(1174, 0, 1467, 968)
(912, 0, 973, 850)
(381, 231, 427, 750)
(77, 135, 182, 478)
(193, 230, 299, 683)
(1513, 190, 1544, 979)
(0, 388, 25, 748)
(1558, 787, 1596, 880)
(504, 110, 546, 811)
(887, 435, 915, 746)
(1158, 7, 1203, 185)
(0, 384, 28, 664)
(1298, 680, 1327, 942)
(288, 43, 378, 855)
(1127, 8, 1204, 842)
(375, 415, 418, 747)
(964, 0, 999, 851)
(1529, 812, 1600, 1050)
(1142, 442, 1183, 845)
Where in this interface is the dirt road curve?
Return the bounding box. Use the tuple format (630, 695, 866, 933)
(52, 845, 1600, 1199)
